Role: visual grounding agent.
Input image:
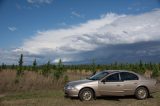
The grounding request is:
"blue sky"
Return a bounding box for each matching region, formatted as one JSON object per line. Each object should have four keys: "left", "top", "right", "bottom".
{"left": 0, "top": 0, "right": 160, "bottom": 64}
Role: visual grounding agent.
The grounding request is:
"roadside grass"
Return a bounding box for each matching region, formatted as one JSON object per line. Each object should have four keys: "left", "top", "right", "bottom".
{"left": 0, "top": 90, "right": 63, "bottom": 101}
{"left": 0, "top": 90, "right": 160, "bottom": 106}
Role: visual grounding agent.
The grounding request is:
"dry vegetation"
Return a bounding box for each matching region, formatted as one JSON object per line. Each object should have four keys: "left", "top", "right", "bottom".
{"left": 0, "top": 70, "right": 91, "bottom": 93}
{"left": 0, "top": 70, "right": 160, "bottom": 106}
{"left": 0, "top": 70, "right": 65, "bottom": 93}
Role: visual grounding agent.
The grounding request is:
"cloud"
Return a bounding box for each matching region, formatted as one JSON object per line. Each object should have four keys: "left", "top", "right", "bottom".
{"left": 26, "top": 0, "right": 53, "bottom": 8}
{"left": 8, "top": 27, "right": 17, "bottom": 31}
{"left": 27, "top": 0, "right": 53, "bottom": 4}
{"left": 16, "top": 3, "right": 33, "bottom": 10}
{"left": 71, "top": 11, "right": 85, "bottom": 18}
{"left": 62, "top": 41, "right": 160, "bottom": 64}
{"left": 0, "top": 48, "right": 46, "bottom": 65}
{"left": 13, "top": 9, "right": 160, "bottom": 64}
{"left": 16, "top": 0, "right": 53, "bottom": 10}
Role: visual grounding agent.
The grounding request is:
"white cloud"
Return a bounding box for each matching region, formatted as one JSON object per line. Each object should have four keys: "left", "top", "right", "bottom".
{"left": 16, "top": 3, "right": 32, "bottom": 10}
{"left": 71, "top": 11, "right": 85, "bottom": 18}
{"left": 8, "top": 27, "right": 17, "bottom": 31}
{"left": 18, "top": 9, "right": 160, "bottom": 63}
{"left": 27, "top": 0, "right": 53, "bottom": 4}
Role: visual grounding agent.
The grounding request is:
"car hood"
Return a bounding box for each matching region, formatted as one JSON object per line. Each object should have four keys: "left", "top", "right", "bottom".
{"left": 67, "top": 79, "right": 97, "bottom": 86}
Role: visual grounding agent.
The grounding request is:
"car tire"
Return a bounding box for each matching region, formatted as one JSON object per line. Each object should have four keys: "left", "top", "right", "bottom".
{"left": 135, "top": 87, "right": 149, "bottom": 100}
{"left": 79, "top": 88, "right": 94, "bottom": 101}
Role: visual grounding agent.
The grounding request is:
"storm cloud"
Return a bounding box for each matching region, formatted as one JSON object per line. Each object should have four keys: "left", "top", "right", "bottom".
{"left": 8, "top": 9, "right": 160, "bottom": 64}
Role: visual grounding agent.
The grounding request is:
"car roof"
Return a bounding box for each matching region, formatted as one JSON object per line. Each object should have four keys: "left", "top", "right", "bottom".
{"left": 102, "top": 70, "right": 136, "bottom": 74}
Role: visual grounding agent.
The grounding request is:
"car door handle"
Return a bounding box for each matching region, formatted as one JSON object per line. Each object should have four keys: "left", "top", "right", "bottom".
{"left": 134, "top": 83, "right": 137, "bottom": 84}
{"left": 117, "top": 84, "right": 121, "bottom": 86}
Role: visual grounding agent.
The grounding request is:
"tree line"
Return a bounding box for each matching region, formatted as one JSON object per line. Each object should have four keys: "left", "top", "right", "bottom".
{"left": 0, "top": 54, "right": 160, "bottom": 78}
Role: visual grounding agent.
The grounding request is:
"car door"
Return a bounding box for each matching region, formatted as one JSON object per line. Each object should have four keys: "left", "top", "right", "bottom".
{"left": 98, "top": 73, "right": 124, "bottom": 96}
{"left": 120, "top": 72, "right": 139, "bottom": 95}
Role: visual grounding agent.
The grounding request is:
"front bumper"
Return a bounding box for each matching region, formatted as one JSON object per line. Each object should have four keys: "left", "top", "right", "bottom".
{"left": 64, "top": 89, "right": 79, "bottom": 97}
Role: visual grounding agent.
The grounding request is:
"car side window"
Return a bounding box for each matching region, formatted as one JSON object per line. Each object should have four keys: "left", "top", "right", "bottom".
{"left": 106, "top": 73, "right": 120, "bottom": 82}
{"left": 120, "top": 72, "right": 138, "bottom": 81}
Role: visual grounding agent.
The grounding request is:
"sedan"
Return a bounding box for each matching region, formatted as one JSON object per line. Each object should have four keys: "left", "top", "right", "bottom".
{"left": 64, "top": 70, "right": 158, "bottom": 101}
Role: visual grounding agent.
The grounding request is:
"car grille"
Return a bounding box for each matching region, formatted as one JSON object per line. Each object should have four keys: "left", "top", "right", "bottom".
{"left": 64, "top": 84, "right": 69, "bottom": 89}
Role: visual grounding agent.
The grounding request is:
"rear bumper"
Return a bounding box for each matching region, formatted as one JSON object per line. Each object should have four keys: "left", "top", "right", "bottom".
{"left": 149, "top": 85, "right": 160, "bottom": 94}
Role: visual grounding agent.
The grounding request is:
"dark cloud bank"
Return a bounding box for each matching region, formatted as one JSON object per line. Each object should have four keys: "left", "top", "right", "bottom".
{"left": 64, "top": 41, "right": 160, "bottom": 64}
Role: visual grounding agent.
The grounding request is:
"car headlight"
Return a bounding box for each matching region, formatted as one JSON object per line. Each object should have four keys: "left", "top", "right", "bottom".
{"left": 67, "top": 85, "right": 75, "bottom": 90}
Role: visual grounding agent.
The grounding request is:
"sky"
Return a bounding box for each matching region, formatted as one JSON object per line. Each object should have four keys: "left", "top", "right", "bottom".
{"left": 0, "top": 0, "right": 160, "bottom": 65}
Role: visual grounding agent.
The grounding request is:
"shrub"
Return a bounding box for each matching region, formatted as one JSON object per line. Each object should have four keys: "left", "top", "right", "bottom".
{"left": 64, "top": 75, "right": 69, "bottom": 83}
{"left": 54, "top": 59, "right": 65, "bottom": 80}
{"left": 152, "top": 64, "right": 160, "bottom": 77}
{"left": 42, "top": 61, "right": 51, "bottom": 77}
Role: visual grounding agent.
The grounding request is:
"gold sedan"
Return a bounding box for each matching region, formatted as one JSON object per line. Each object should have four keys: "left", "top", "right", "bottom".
{"left": 64, "top": 70, "right": 159, "bottom": 101}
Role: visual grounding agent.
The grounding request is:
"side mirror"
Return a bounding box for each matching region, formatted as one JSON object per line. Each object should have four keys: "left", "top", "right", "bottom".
{"left": 86, "top": 76, "right": 90, "bottom": 79}
{"left": 101, "top": 79, "right": 106, "bottom": 84}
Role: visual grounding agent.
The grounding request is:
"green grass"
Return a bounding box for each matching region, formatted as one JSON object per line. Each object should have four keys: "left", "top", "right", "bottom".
{"left": 1, "top": 90, "right": 63, "bottom": 101}
{"left": 0, "top": 90, "right": 160, "bottom": 106}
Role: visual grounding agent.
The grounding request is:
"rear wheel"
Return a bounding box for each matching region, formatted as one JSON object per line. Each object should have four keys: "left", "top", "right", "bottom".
{"left": 135, "top": 87, "right": 148, "bottom": 100}
{"left": 79, "top": 88, "right": 94, "bottom": 101}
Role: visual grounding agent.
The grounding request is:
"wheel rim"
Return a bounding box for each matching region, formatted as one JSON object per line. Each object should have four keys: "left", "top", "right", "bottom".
{"left": 82, "top": 91, "right": 92, "bottom": 101}
{"left": 138, "top": 89, "right": 147, "bottom": 99}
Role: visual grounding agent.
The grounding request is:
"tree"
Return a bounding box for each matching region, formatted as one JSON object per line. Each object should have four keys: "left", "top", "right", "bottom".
{"left": 2, "top": 63, "right": 6, "bottom": 70}
{"left": 116, "top": 62, "right": 119, "bottom": 69}
{"left": 54, "top": 59, "right": 64, "bottom": 80}
{"left": 138, "top": 60, "right": 146, "bottom": 74}
{"left": 11, "top": 64, "right": 15, "bottom": 70}
{"left": 91, "top": 59, "right": 96, "bottom": 75}
{"left": 17, "top": 54, "right": 23, "bottom": 76}
{"left": 152, "top": 64, "right": 160, "bottom": 77}
{"left": 42, "top": 61, "right": 51, "bottom": 76}
{"left": 0, "top": 65, "right": 2, "bottom": 72}
{"left": 32, "top": 59, "right": 37, "bottom": 71}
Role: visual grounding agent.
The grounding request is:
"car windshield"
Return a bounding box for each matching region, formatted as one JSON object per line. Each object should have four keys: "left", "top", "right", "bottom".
{"left": 88, "top": 71, "right": 109, "bottom": 80}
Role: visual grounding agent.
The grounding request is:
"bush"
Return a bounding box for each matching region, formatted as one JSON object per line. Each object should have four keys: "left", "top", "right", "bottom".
{"left": 152, "top": 64, "right": 160, "bottom": 77}
{"left": 54, "top": 59, "right": 65, "bottom": 80}
{"left": 64, "top": 75, "right": 69, "bottom": 83}
{"left": 42, "top": 61, "right": 51, "bottom": 77}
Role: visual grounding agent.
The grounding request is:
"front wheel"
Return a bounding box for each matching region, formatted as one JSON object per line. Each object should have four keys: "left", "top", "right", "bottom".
{"left": 79, "top": 88, "right": 94, "bottom": 101}
{"left": 135, "top": 87, "right": 148, "bottom": 100}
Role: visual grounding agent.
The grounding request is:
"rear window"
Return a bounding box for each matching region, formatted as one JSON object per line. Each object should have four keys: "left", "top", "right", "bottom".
{"left": 120, "top": 72, "right": 138, "bottom": 81}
